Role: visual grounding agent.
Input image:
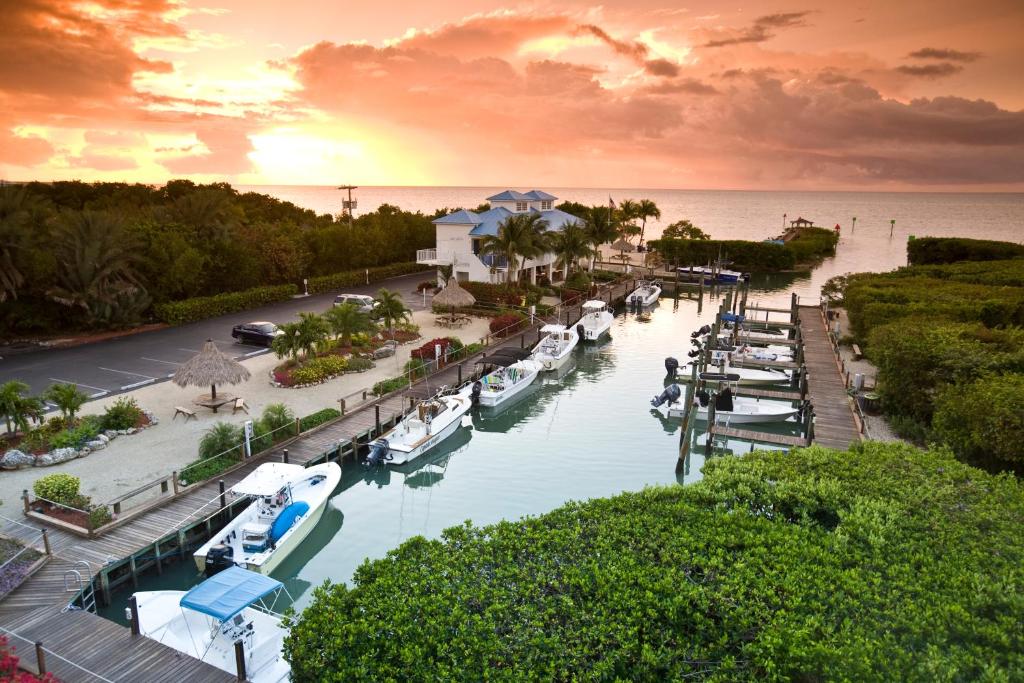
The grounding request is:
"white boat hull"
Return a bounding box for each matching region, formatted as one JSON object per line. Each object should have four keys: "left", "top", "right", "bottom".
{"left": 476, "top": 361, "right": 541, "bottom": 408}
{"left": 388, "top": 407, "right": 466, "bottom": 465}
{"left": 628, "top": 285, "right": 661, "bottom": 307}
{"left": 667, "top": 399, "right": 798, "bottom": 424}
{"left": 532, "top": 326, "right": 580, "bottom": 371}
{"left": 580, "top": 313, "right": 613, "bottom": 341}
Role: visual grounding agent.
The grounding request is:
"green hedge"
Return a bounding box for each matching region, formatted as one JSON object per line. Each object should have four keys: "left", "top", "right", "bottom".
{"left": 155, "top": 284, "right": 298, "bottom": 325}
{"left": 933, "top": 374, "right": 1024, "bottom": 467}
{"left": 306, "top": 262, "right": 428, "bottom": 295}
{"left": 299, "top": 408, "right": 341, "bottom": 431}
{"left": 907, "top": 236, "right": 1024, "bottom": 266}
{"left": 650, "top": 228, "right": 837, "bottom": 272}
{"left": 283, "top": 442, "right": 1024, "bottom": 681}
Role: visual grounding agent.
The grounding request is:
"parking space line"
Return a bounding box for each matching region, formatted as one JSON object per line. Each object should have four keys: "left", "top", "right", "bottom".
{"left": 243, "top": 348, "right": 270, "bottom": 358}
{"left": 121, "top": 379, "right": 157, "bottom": 390}
{"left": 141, "top": 357, "right": 181, "bottom": 366}
{"left": 97, "top": 366, "right": 158, "bottom": 380}
{"left": 48, "top": 378, "right": 109, "bottom": 398}
{"left": 177, "top": 348, "right": 201, "bottom": 353}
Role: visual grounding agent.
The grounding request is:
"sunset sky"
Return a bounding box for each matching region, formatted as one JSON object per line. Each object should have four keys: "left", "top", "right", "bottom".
{"left": 2, "top": 0, "right": 1022, "bottom": 190}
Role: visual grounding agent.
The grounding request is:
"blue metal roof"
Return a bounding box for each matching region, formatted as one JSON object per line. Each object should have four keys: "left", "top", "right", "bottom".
{"left": 180, "top": 566, "right": 283, "bottom": 622}
{"left": 485, "top": 190, "right": 530, "bottom": 202}
{"left": 523, "top": 190, "right": 557, "bottom": 201}
{"left": 467, "top": 207, "right": 582, "bottom": 237}
{"left": 431, "top": 209, "right": 481, "bottom": 225}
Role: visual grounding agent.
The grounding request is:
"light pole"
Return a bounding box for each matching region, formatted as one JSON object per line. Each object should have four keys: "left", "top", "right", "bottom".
{"left": 889, "top": 219, "right": 895, "bottom": 238}
{"left": 852, "top": 216, "right": 857, "bottom": 233}
{"left": 783, "top": 213, "right": 787, "bottom": 230}
{"left": 338, "top": 185, "right": 358, "bottom": 228}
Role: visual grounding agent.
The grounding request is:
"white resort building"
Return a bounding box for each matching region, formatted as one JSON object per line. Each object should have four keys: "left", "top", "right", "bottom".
{"left": 417, "top": 190, "right": 583, "bottom": 284}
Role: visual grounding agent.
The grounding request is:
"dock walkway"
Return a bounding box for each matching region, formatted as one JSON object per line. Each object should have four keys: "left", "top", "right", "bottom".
{"left": 798, "top": 305, "right": 861, "bottom": 450}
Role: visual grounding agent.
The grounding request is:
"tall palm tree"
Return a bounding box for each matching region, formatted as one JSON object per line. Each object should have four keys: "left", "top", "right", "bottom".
{"left": 272, "top": 322, "right": 303, "bottom": 361}
{"left": 479, "top": 213, "right": 549, "bottom": 285}
{"left": 48, "top": 211, "right": 146, "bottom": 323}
{"left": 0, "top": 381, "right": 43, "bottom": 435}
{"left": 549, "top": 223, "right": 595, "bottom": 279}
{"left": 374, "top": 288, "right": 411, "bottom": 337}
{"left": 635, "top": 199, "right": 661, "bottom": 248}
{"left": 323, "top": 303, "right": 376, "bottom": 346}
{"left": 0, "top": 185, "right": 51, "bottom": 302}
{"left": 582, "top": 206, "right": 618, "bottom": 271}
{"left": 45, "top": 383, "right": 88, "bottom": 422}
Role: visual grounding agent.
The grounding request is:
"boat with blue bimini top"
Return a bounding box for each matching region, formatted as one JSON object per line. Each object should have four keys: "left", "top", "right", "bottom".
{"left": 193, "top": 462, "right": 340, "bottom": 576}
{"left": 364, "top": 384, "right": 475, "bottom": 467}
{"left": 132, "top": 566, "right": 291, "bottom": 682}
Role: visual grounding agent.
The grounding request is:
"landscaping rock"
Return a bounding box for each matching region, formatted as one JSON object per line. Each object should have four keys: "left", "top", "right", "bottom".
{"left": 127, "top": 427, "right": 137, "bottom": 435}
{"left": 103, "top": 430, "right": 119, "bottom": 440}
{"left": 0, "top": 449, "right": 34, "bottom": 470}
{"left": 97, "top": 433, "right": 110, "bottom": 444}
{"left": 50, "top": 447, "right": 78, "bottom": 463}
{"left": 85, "top": 439, "right": 106, "bottom": 451}
{"left": 78, "top": 448, "right": 91, "bottom": 457}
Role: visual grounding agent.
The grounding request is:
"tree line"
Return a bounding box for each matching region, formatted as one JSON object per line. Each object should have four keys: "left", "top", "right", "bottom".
{"left": 0, "top": 180, "right": 435, "bottom": 335}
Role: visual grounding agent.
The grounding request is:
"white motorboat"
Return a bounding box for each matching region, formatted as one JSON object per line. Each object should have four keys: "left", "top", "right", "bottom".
{"left": 471, "top": 356, "right": 542, "bottom": 408}
{"left": 577, "top": 300, "right": 614, "bottom": 341}
{"left": 365, "top": 385, "right": 474, "bottom": 466}
{"left": 531, "top": 324, "right": 580, "bottom": 370}
{"left": 676, "top": 265, "right": 744, "bottom": 283}
{"left": 653, "top": 385, "right": 799, "bottom": 424}
{"left": 132, "top": 566, "right": 291, "bottom": 682}
{"left": 681, "top": 360, "right": 790, "bottom": 386}
{"left": 628, "top": 280, "right": 661, "bottom": 307}
{"left": 194, "top": 462, "right": 340, "bottom": 576}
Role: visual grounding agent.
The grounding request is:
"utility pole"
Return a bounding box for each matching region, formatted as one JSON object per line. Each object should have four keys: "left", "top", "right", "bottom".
{"left": 852, "top": 216, "right": 857, "bottom": 233}
{"left": 338, "top": 185, "right": 358, "bottom": 227}
{"left": 783, "top": 213, "right": 787, "bottom": 230}
{"left": 889, "top": 219, "right": 895, "bottom": 238}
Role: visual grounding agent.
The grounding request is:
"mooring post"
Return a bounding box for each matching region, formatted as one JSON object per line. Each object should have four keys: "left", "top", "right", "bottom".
{"left": 339, "top": 398, "right": 346, "bottom": 415}
{"left": 282, "top": 448, "right": 289, "bottom": 464}
{"left": 129, "top": 554, "right": 139, "bottom": 590}
{"left": 375, "top": 405, "right": 381, "bottom": 434}
{"left": 234, "top": 640, "right": 247, "bottom": 681}
{"left": 409, "top": 396, "right": 416, "bottom": 410}
{"left": 172, "top": 471, "right": 180, "bottom": 495}
{"left": 704, "top": 399, "right": 717, "bottom": 458}
{"left": 294, "top": 417, "right": 301, "bottom": 436}
{"left": 22, "top": 489, "right": 29, "bottom": 514}
{"left": 129, "top": 595, "right": 141, "bottom": 635}
{"left": 219, "top": 480, "right": 226, "bottom": 509}
{"left": 520, "top": 333, "right": 525, "bottom": 349}
{"left": 457, "top": 364, "right": 462, "bottom": 384}
{"left": 34, "top": 642, "right": 46, "bottom": 675}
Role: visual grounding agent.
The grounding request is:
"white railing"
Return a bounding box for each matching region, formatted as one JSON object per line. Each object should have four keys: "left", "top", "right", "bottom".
{"left": 416, "top": 248, "right": 438, "bottom": 263}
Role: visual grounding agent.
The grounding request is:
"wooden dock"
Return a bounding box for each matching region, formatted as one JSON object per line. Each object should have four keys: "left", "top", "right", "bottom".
{"left": 798, "top": 305, "right": 861, "bottom": 450}
{"left": 0, "top": 275, "right": 640, "bottom": 679}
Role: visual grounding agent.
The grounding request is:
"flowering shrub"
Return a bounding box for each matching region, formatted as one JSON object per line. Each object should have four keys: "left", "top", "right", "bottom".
{"left": 489, "top": 314, "right": 525, "bottom": 337}
{"left": 0, "top": 634, "right": 53, "bottom": 681}
{"left": 33, "top": 473, "right": 82, "bottom": 507}
{"left": 291, "top": 356, "right": 349, "bottom": 385}
{"left": 411, "top": 338, "right": 458, "bottom": 361}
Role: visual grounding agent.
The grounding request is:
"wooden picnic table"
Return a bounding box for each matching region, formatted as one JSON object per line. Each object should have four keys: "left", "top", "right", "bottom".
{"left": 193, "top": 393, "right": 236, "bottom": 413}
{"left": 435, "top": 315, "right": 471, "bottom": 328}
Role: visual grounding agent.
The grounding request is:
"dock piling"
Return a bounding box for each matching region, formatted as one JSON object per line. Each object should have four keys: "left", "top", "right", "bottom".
{"left": 282, "top": 448, "right": 289, "bottom": 464}
{"left": 40, "top": 528, "right": 50, "bottom": 555}
{"left": 219, "top": 480, "right": 226, "bottom": 510}
{"left": 374, "top": 405, "right": 381, "bottom": 434}
{"left": 129, "top": 596, "right": 141, "bottom": 635}
{"left": 234, "top": 640, "right": 247, "bottom": 681}
{"left": 22, "top": 489, "right": 29, "bottom": 514}
{"left": 35, "top": 641, "right": 46, "bottom": 675}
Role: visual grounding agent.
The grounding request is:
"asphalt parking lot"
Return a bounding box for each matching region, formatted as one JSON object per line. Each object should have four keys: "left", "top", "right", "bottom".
{"left": 1, "top": 270, "right": 432, "bottom": 405}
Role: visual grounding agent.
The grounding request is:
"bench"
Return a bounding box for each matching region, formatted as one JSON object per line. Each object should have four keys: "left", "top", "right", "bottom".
{"left": 174, "top": 406, "right": 197, "bottom": 421}
{"left": 232, "top": 397, "right": 249, "bottom": 414}
{"left": 851, "top": 344, "right": 863, "bottom": 360}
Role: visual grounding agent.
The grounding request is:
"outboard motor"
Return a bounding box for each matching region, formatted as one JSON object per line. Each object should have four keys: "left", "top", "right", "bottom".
{"left": 364, "top": 439, "right": 392, "bottom": 467}
{"left": 688, "top": 349, "right": 701, "bottom": 358}
{"left": 696, "top": 389, "right": 710, "bottom": 407}
{"left": 664, "top": 357, "right": 679, "bottom": 377}
{"left": 471, "top": 381, "right": 483, "bottom": 404}
{"left": 650, "top": 383, "right": 682, "bottom": 408}
{"left": 691, "top": 324, "right": 711, "bottom": 339}
{"left": 715, "top": 387, "right": 734, "bottom": 412}
{"left": 205, "top": 544, "right": 235, "bottom": 577}
{"left": 576, "top": 323, "right": 585, "bottom": 338}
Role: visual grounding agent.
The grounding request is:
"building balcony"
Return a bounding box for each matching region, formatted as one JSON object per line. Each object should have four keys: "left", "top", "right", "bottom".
{"left": 478, "top": 253, "right": 508, "bottom": 270}
{"left": 417, "top": 248, "right": 443, "bottom": 264}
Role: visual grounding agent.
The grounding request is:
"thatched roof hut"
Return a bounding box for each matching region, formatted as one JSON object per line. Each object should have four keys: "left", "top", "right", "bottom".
{"left": 173, "top": 339, "right": 251, "bottom": 400}
{"left": 432, "top": 278, "right": 476, "bottom": 310}
{"left": 610, "top": 238, "right": 636, "bottom": 253}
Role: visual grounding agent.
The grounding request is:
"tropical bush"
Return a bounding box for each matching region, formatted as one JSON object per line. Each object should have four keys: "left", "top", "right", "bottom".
{"left": 460, "top": 281, "right": 524, "bottom": 306}
{"left": 33, "top": 473, "right": 82, "bottom": 507}
{"left": 489, "top": 313, "right": 526, "bottom": 337}
{"left": 649, "top": 228, "right": 837, "bottom": 272}
{"left": 290, "top": 355, "right": 349, "bottom": 385}
{"left": 299, "top": 408, "right": 341, "bottom": 432}
{"left": 562, "top": 271, "right": 592, "bottom": 291}
{"left": 100, "top": 396, "right": 143, "bottom": 430}
{"left": 284, "top": 442, "right": 1024, "bottom": 681}
{"left": 933, "top": 374, "right": 1024, "bottom": 467}
{"left": 198, "top": 422, "right": 243, "bottom": 461}
{"left": 463, "top": 342, "right": 485, "bottom": 356}
{"left": 48, "top": 415, "right": 102, "bottom": 449}
{"left": 373, "top": 376, "right": 411, "bottom": 396}
{"left": 907, "top": 236, "right": 1024, "bottom": 265}
{"left": 88, "top": 506, "right": 112, "bottom": 529}
{"left": 260, "top": 403, "right": 295, "bottom": 435}
{"left": 154, "top": 284, "right": 298, "bottom": 325}
{"left": 345, "top": 356, "right": 374, "bottom": 373}
{"left": 45, "top": 383, "right": 87, "bottom": 421}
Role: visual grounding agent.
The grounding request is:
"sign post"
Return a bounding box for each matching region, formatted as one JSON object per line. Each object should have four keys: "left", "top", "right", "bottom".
{"left": 243, "top": 420, "right": 253, "bottom": 458}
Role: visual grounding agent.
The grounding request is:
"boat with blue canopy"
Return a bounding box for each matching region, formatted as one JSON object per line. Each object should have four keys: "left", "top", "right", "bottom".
{"left": 132, "top": 566, "right": 291, "bottom": 681}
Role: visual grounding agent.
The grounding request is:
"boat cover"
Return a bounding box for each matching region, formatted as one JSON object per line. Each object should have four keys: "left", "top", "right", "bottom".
{"left": 232, "top": 463, "right": 304, "bottom": 496}
{"left": 539, "top": 324, "right": 566, "bottom": 333}
{"left": 582, "top": 300, "right": 605, "bottom": 309}
{"left": 722, "top": 313, "right": 745, "bottom": 323}
{"left": 270, "top": 501, "right": 309, "bottom": 542}
{"left": 180, "top": 566, "right": 283, "bottom": 621}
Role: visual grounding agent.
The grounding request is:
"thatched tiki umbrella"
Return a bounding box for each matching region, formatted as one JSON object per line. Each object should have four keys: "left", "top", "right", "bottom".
{"left": 432, "top": 277, "right": 476, "bottom": 317}
{"left": 173, "top": 339, "right": 251, "bottom": 402}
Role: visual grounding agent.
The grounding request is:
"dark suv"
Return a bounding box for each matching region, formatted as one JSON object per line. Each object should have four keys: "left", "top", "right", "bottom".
{"left": 231, "top": 321, "right": 282, "bottom": 347}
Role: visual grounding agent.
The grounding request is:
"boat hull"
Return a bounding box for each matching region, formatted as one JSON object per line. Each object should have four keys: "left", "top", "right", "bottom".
{"left": 388, "top": 409, "right": 466, "bottom": 465}
{"left": 477, "top": 373, "right": 537, "bottom": 407}
{"left": 628, "top": 287, "right": 661, "bottom": 307}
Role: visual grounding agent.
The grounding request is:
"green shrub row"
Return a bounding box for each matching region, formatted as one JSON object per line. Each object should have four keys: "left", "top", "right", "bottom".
{"left": 373, "top": 376, "right": 411, "bottom": 396}
{"left": 154, "top": 284, "right": 298, "bottom": 325}
{"left": 299, "top": 408, "right": 341, "bottom": 431}
{"left": 283, "top": 441, "right": 1024, "bottom": 681}
{"left": 650, "top": 228, "right": 837, "bottom": 272}
{"left": 907, "top": 236, "right": 1024, "bottom": 265}
{"left": 306, "top": 262, "right": 427, "bottom": 295}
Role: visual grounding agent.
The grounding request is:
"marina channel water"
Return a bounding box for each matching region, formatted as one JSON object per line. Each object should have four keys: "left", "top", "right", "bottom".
{"left": 99, "top": 288, "right": 797, "bottom": 622}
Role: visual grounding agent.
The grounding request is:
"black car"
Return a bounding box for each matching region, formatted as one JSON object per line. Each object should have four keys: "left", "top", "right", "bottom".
{"left": 231, "top": 321, "right": 282, "bottom": 347}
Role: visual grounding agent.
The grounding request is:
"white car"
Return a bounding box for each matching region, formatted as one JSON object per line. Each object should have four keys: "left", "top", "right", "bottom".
{"left": 333, "top": 294, "right": 376, "bottom": 313}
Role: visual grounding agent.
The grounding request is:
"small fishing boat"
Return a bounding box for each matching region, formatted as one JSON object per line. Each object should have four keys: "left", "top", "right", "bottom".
{"left": 531, "top": 323, "right": 580, "bottom": 370}
{"left": 628, "top": 280, "right": 661, "bottom": 307}
{"left": 676, "top": 265, "right": 744, "bottom": 284}
{"left": 365, "top": 385, "right": 474, "bottom": 466}
{"left": 132, "top": 566, "right": 291, "bottom": 682}
{"left": 472, "top": 354, "right": 542, "bottom": 408}
{"left": 651, "top": 385, "right": 799, "bottom": 424}
{"left": 577, "top": 300, "right": 614, "bottom": 341}
{"left": 194, "top": 462, "right": 340, "bottom": 576}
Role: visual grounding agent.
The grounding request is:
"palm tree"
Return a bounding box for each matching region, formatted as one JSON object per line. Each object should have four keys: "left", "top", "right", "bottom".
{"left": 323, "top": 303, "right": 376, "bottom": 346}
{"left": 296, "top": 312, "right": 330, "bottom": 357}
{"left": 635, "top": 199, "right": 661, "bottom": 248}
{"left": 0, "top": 381, "right": 43, "bottom": 436}
{"left": 48, "top": 211, "right": 147, "bottom": 324}
{"left": 45, "top": 383, "right": 88, "bottom": 422}
{"left": 479, "top": 213, "right": 549, "bottom": 285}
{"left": 0, "top": 185, "right": 51, "bottom": 302}
{"left": 166, "top": 188, "right": 240, "bottom": 241}
{"left": 374, "top": 288, "right": 411, "bottom": 337}
{"left": 582, "top": 206, "right": 618, "bottom": 271}
{"left": 549, "top": 223, "right": 595, "bottom": 279}
{"left": 272, "top": 322, "right": 303, "bottom": 361}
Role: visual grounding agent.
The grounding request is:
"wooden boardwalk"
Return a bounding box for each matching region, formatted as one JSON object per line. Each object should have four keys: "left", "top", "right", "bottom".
{"left": 798, "top": 305, "right": 861, "bottom": 450}
{"left": 0, "top": 275, "right": 639, "bottom": 679}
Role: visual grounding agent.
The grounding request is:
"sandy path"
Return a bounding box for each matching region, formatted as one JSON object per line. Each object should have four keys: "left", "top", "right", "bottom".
{"left": 0, "top": 311, "right": 493, "bottom": 509}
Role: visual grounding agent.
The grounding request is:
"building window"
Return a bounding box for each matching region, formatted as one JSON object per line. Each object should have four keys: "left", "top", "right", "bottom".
{"left": 515, "top": 201, "right": 528, "bottom": 212}
{"left": 471, "top": 238, "right": 481, "bottom": 255}
{"left": 540, "top": 200, "right": 552, "bottom": 210}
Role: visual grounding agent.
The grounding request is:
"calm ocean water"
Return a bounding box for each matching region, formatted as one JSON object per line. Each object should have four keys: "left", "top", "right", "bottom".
{"left": 242, "top": 185, "right": 1023, "bottom": 302}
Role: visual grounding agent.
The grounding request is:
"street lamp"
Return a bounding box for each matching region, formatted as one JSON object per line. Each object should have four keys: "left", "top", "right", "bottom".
{"left": 338, "top": 185, "right": 358, "bottom": 228}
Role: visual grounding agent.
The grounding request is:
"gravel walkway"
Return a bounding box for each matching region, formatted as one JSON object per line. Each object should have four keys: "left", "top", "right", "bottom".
{"left": 833, "top": 309, "right": 902, "bottom": 443}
